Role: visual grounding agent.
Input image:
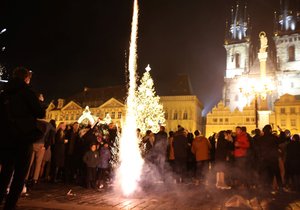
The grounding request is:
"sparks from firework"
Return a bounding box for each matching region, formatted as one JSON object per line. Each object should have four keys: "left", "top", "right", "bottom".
{"left": 117, "top": 0, "right": 144, "bottom": 196}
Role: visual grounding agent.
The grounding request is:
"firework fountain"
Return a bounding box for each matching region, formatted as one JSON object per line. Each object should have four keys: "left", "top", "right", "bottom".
{"left": 117, "top": 0, "right": 144, "bottom": 196}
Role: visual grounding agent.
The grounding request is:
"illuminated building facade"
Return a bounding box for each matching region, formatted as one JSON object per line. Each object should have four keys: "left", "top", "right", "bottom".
{"left": 223, "top": 0, "right": 300, "bottom": 112}
{"left": 46, "top": 75, "right": 203, "bottom": 133}
{"left": 273, "top": 94, "right": 300, "bottom": 133}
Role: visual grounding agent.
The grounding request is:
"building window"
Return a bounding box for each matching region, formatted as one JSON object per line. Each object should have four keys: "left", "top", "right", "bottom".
{"left": 213, "top": 118, "right": 218, "bottom": 123}
{"left": 291, "top": 119, "right": 296, "bottom": 127}
{"left": 65, "top": 114, "right": 69, "bottom": 120}
{"left": 281, "top": 120, "right": 286, "bottom": 127}
{"left": 219, "top": 118, "right": 223, "bottom": 123}
{"left": 246, "top": 118, "right": 250, "bottom": 122}
{"left": 165, "top": 112, "right": 168, "bottom": 120}
{"left": 225, "top": 118, "right": 229, "bottom": 123}
{"left": 173, "top": 112, "right": 178, "bottom": 120}
{"left": 183, "top": 112, "right": 188, "bottom": 120}
{"left": 105, "top": 112, "right": 109, "bottom": 117}
{"left": 235, "top": 53, "right": 240, "bottom": 68}
{"left": 291, "top": 107, "right": 296, "bottom": 114}
{"left": 280, "top": 108, "right": 286, "bottom": 114}
{"left": 251, "top": 118, "right": 255, "bottom": 122}
{"left": 118, "top": 112, "right": 122, "bottom": 119}
{"left": 288, "top": 45, "right": 295, "bottom": 61}
{"left": 111, "top": 112, "right": 115, "bottom": 119}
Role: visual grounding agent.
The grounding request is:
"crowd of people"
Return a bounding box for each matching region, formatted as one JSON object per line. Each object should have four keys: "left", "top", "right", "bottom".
{"left": 1, "top": 67, "right": 300, "bottom": 210}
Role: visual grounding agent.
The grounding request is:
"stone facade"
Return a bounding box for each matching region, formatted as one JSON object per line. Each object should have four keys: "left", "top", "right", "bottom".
{"left": 273, "top": 94, "right": 300, "bottom": 133}
{"left": 46, "top": 84, "right": 204, "bottom": 133}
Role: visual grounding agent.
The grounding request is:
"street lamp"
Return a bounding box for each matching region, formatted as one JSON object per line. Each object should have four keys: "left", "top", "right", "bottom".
{"left": 239, "top": 79, "right": 273, "bottom": 129}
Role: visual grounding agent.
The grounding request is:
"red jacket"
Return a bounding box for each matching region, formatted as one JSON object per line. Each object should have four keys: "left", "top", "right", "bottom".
{"left": 234, "top": 132, "right": 250, "bottom": 158}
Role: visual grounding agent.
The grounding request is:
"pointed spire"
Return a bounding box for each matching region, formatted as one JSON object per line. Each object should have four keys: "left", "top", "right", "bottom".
{"left": 145, "top": 64, "right": 151, "bottom": 72}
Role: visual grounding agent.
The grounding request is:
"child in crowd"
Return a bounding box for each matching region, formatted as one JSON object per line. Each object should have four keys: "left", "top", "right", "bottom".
{"left": 97, "top": 142, "right": 111, "bottom": 188}
{"left": 83, "top": 143, "right": 100, "bottom": 188}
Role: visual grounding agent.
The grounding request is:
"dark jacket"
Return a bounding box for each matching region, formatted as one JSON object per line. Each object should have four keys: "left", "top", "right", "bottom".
{"left": 286, "top": 141, "right": 300, "bottom": 175}
{"left": 98, "top": 147, "right": 111, "bottom": 169}
{"left": 0, "top": 78, "right": 45, "bottom": 148}
{"left": 215, "top": 137, "right": 233, "bottom": 162}
{"left": 83, "top": 150, "right": 101, "bottom": 168}
{"left": 173, "top": 130, "right": 188, "bottom": 159}
{"left": 257, "top": 133, "right": 280, "bottom": 162}
{"left": 154, "top": 131, "right": 168, "bottom": 155}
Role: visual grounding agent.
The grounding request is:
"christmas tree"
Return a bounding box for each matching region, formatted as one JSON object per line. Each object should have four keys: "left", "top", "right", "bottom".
{"left": 135, "top": 64, "right": 165, "bottom": 135}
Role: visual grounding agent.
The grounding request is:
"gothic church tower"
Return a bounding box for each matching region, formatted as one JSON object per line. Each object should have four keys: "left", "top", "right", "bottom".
{"left": 223, "top": 2, "right": 251, "bottom": 110}
{"left": 274, "top": 0, "right": 300, "bottom": 96}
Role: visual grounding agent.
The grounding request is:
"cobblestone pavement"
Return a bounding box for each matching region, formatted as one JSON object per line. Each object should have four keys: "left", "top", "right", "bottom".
{"left": 8, "top": 182, "right": 300, "bottom": 210}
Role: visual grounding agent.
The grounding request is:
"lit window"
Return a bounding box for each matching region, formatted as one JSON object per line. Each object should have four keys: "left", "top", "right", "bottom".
{"left": 173, "top": 112, "right": 178, "bottom": 120}
{"left": 111, "top": 112, "right": 115, "bottom": 119}
{"left": 291, "top": 119, "right": 296, "bottom": 126}
{"left": 291, "top": 107, "right": 296, "bottom": 114}
{"left": 246, "top": 118, "right": 250, "bottom": 122}
{"left": 280, "top": 108, "right": 286, "bottom": 114}
{"left": 118, "top": 112, "right": 122, "bottom": 119}
{"left": 235, "top": 53, "right": 240, "bottom": 68}
{"left": 183, "top": 112, "right": 188, "bottom": 120}
{"left": 219, "top": 118, "right": 223, "bottom": 123}
{"left": 213, "top": 118, "right": 218, "bottom": 123}
{"left": 65, "top": 114, "right": 69, "bottom": 120}
{"left": 281, "top": 120, "right": 286, "bottom": 127}
{"left": 225, "top": 118, "right": 229, "bottom": 123}
{"left": 288, "top": 45, "right": 295, "bottom": 61}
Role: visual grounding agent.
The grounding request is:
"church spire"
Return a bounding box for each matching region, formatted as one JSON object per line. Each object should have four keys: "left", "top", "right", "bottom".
{"left": 275, "top": 0, "right": 300, "bottom": 35}
{"left": 225, "top": 0, "right": 250, "bottom": 44}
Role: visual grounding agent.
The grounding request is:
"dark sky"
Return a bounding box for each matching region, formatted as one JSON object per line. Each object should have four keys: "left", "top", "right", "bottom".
{"left": 0, "top": 0, "right": 279, "bottom": 113}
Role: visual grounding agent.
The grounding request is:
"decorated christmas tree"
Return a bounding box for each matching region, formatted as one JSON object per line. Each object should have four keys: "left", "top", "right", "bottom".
{"left": 135, "top": 64, "right": 165, "bottom": 135}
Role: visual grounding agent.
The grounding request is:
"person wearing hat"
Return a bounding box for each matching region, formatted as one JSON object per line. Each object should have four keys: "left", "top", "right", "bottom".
{"left": 0, "top": 67, "right": 45, "bottom": 210}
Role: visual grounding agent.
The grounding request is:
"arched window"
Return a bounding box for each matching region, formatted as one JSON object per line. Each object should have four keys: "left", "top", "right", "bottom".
{"left": 173, "top": 112, "right": 178, "bottom": 120}
{"left": 288, "top": 45, "right": 295, "bottom": 61}
{"left": 235, "top": 53, "right": 240, "bottom": 68}
{"left": 183, "top": 112, "right": 188, "bottom": 120}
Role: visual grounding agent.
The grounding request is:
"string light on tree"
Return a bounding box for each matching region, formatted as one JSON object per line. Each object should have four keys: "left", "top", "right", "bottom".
{"left": 135, "top": 64, "right": 166, "bottom": 135}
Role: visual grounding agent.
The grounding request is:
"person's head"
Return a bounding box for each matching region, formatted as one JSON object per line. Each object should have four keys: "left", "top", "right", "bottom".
{"left": 218, "top": 130, "right": 226, "bottom": 140}
{"left": 50, "top": 119, "right": 56, "bottom": 128}
{"left": 12, "top": 67, "right": 32, "bottom": 84}
{"left": 90, "top": 144, "right": 97, "bottom": 152}
{"left": 104, "top": 142, "right": 109, "bottom": 148}
{"left": 146, "top": 130, "right": 152, "bottom": 135}
{"left": 169, "top": 131, "right": 174, "bottom": 137}
{"left": 284, "top": 129, "right": 291, "bottom": 137}
{"left": 262, "top": 124, "right": 272, "bottom": 135}
{"left": 160, "top": 126, "right": 165, "bottom": 132}
{"left": 194, "top": 130, "right": 201, "bottom": 137}
{"left": 292, "top": 134, "right": 300, "bottom": 142}
{"left": 254, "top": 128, "right": 261, "bottom": 136}
{"left": 73, "top": 122, "right": 79, "bottom": 131}
{"left": 57, "top": 122, "right": 66, "bottom": 131}
{"left": 236, "top": 126, "right": 242, "bottom": 135}
{"left": 178, "top": 125, "right": 184, "bottom": 132}
{"left": 241, "top": 126, "right": 247, "bottom": 133}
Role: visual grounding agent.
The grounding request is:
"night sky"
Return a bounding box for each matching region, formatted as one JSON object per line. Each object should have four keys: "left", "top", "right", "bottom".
{"left": 0, "top": 0, "right": 279, "bottom": 113}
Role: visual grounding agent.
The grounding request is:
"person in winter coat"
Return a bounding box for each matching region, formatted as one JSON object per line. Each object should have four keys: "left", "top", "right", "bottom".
{"left": 215, "top": 130, "right": 233, "bottom": 189}
{"left": 286, "top": 134, "right": 300, "bottom": 191}
{"left": 233, "top": 126, "right": 250, "bottom": 186}
{"left": 191, "top": 130, "right": 211, "bottom": 185}
{"left": 0, "top": 67, "right": 45, "bottom": 210}
{"left": 173, "top": 125, "right": 188, "bottom": 183}
{"left": 83, "top": 143, "right": 101, "bottom": 188}
{"left": 97, "top": 142, "right": 111, "bottom": 188}
{"left": 52, "top": 122, "right": 67, "bottom": 182}
{"left": 153, "top": 126, "right": 168, "bottom": 180}
{"left": 258, "top": 124, "right": 282, "bottom": 192}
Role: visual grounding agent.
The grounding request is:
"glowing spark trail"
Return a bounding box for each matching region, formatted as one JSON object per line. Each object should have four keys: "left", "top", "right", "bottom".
{"left": 118, "top": 0, "right": 144, "bottom": 196}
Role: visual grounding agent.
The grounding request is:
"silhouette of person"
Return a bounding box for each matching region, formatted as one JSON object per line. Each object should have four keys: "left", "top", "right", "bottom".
{"left": 0, "top": 67, "right": 45, "bottom": 210}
